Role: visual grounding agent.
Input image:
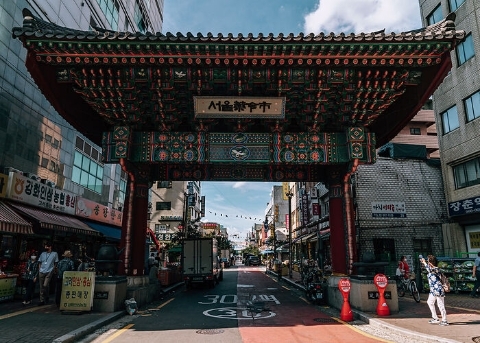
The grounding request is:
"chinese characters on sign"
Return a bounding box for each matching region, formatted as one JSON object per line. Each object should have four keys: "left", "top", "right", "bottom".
{"left": 468, "top": 231, "right": 480, "bottom": 249}
{"left": 371, "top": 201, "right": 406, "bottom": 218}
{"left": 448, "top": 196, "right": 480, "bottom": 217}
{"left": 60, "top": 271, "right": 95, "bottom": 311}
{"left": 194, "top": 96, "right": 285, "bottom": 119}
{"left": 6, "top": 172, "right": 76, "bottom": 215}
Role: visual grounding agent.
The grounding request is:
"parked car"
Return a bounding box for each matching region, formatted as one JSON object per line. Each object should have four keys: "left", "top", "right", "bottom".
{"left": 246, "top": 256, "right": 260, "bottom": 266}
{"left": 220, "top": 257, "right": 230, "bottom": 268}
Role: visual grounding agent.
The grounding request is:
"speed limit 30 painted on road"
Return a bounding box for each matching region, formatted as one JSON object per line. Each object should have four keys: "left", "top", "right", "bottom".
{"left": 200, "top": 294, "right": 280, "bottom": 320}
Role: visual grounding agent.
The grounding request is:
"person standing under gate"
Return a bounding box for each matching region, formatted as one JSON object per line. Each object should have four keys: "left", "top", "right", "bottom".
{"left": 38, "top": 242, "right": 58, "bottom": 306}
{"left": 470, "top": 251, "right": 480, "bottom": 298}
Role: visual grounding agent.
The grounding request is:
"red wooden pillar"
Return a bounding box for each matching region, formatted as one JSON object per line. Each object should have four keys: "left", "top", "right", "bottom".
{"left": 329, "top": 183, "right": 347, "bottom": 275}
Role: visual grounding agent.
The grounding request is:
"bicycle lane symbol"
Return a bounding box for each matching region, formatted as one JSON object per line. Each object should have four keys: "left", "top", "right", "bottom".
{"left": 203, "top": 307, "right": 276, "bottom": 320}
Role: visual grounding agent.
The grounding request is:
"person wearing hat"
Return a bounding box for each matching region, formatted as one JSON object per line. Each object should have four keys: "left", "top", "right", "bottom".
{"left": 38, "top": 242, "right": 58, "bottom": 305}
{"left": 55, "top": 249, "right": 75, "bottom": 308}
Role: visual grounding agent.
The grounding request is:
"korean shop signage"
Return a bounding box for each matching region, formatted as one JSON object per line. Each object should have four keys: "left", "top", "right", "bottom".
{"left": 6, "top": 171, "right": 76, "bottom": 215}
{"left": 0, "top": 173, "right": 7, "bottom": 197}
{"left": 371, "top": 201, "right": 406, "bottom": 218}
{"left": 59, "top": 271, "right": 95, "bottom": 312}
{"left": 76, "top": 197, "right": 123, "bottom": 226}
{"left": 194, "top": 96, "right": 285, "bottom": 118}
{"left": 448, "top": 196, "right": 480, "bottom": 217}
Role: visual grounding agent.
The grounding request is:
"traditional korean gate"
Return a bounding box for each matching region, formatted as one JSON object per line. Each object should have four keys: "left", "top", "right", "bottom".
{"left": 12, "top": 9, "right": 465, "bottom": 275}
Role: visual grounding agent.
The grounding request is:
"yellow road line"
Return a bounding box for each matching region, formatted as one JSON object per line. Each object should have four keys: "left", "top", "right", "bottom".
{"left": 332, "top": 317, "right": 394, "bottom": 343}
{"left": 157, "top": 298, "right": 174, "bottom": 309}
{"left": 0, "top": 304, "right": 55, "bottom": 320}
{"left": 101, "top": 323, "right": 134, "bottom": 343}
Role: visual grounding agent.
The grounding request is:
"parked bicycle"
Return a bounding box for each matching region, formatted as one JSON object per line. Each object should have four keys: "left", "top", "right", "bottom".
{"left": 397, "top": 272, "right": 421, "bottom": 303}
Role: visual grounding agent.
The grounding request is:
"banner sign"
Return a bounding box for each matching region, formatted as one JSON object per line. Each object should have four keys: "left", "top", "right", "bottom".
{"left": 0, "top": 276, "right": 17, "bottom": 302}
{"left": 59, "top": 271, "right": 95, "bottom": 312}
{"left": 448, "top": 196, "right": 480, "bottom": 217}
{"left": 76, "top": 197, "right": 123, "bottom": 226}
{"left": 301, "top": 194, "right": 309, "bottom": 226}
{"left": 371, "top": 201, "right": 406, "bottom": 218}
{"left": 194, "top": 96, "right": 285, "bottom": 119}
{"left": 0, "top": 173, "right": 8, "bottom": 198}
{"left": 6, "top": 172, "right": 76, "bottom": 215}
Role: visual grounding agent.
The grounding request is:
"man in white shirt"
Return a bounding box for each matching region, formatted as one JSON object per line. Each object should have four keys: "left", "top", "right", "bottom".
{"left": 38, "top": 242, "right": 59, "bottom": 305}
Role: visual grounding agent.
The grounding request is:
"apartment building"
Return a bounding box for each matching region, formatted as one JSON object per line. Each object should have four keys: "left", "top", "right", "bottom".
{"left": 419, "top": 0, "right": 480, "bottom": 256}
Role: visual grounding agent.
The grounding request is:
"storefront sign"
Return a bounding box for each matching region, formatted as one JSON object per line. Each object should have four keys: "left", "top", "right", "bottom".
{"left": 448, "top": 196, "right": 480, "bottom": 217}
{"left": 76, "top": 197, "right": 123, "bottom": 226}
{"left": 6, "top": 172, "right": 76, "bottom": 215}
{"left": 468, "top": 231, "right": 480, "bottom": 250}
{"left": 0, "top": 173, "right": 7, "bottom": 197}
{"left": 59, "top": 271, "right": 95, "bottom": 311}
{"left": 371, "top": 201, "right": 406, "bottom": 218}
{"left": 301, "top": 194, "right": 309, "bottom": 226}
{"left": 0, "top": 276, "right": 17, "bottom": 302}
{"left": 194, "top": 96, "right": 285, "bottom": 118}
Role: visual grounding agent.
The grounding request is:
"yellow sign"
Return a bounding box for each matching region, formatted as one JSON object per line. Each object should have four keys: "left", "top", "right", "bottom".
{"left": 282, "top": 182, "right": 290, "bottom": 200}
{"left": 0, "top": 173, "right": 8, "bottom": 198}
{"left": 469, "top": 231, "right": 480, "bottom": 249}
{"left": 194, "top": 96, "right": 285, "bottom": 119}
{"left": 60, "top": 271, "right": 95, "bottom": 311}
{"left": 0, "top": 276, "right": 17, "bottom": 302}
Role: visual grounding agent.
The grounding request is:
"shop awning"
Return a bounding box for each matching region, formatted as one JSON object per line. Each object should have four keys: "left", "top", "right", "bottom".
{"left": 0, "top": 201, "right": 34, "bottom": 235}
{"left": 82, "top": 220, "right": 121, "bottom": 240}
{"left": 292, "top": 232, "right": 317, "bottom": 244}
{"left": 10, "top": 203, "right": 101, "bottom": 237}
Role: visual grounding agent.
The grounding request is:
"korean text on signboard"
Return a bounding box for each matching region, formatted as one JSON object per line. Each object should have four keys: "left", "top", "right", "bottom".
{"left": 448, "top": 196, "right": 480, "bottom": 217}
{"left": 59, "top": 271, "right": 95, "bottom": 311}
{"left": 6, "top": 172, "right": 76, "bottom": 215}
{"left": 371, "top": 202, "right": 406, "bottom": 218}
{"left": 194, "top": 96, "right": 285, "bottom": 119}
{"left": 469, "top": 231, "right": 480, "bottom": 249}
{"left": 76, "top": 197, "right": 123, "bottom": 226}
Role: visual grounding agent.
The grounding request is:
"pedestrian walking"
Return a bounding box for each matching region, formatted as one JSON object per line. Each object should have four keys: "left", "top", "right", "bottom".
{"left": 420, "top": 254, "right": 449, "bottom": 326}
{"left": 55, "top": 250, "right": 75, "bottom": 307}
{"left": 23, "top": 251, "right": 39, "bottom": 305}
{"left": 469, "top": 251, "right": 480, "bottom": 298}
{"left": 38, "top": 242, "right": 58, "bottom": 306}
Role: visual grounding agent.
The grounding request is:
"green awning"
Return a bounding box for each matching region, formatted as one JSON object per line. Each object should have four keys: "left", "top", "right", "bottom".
{"left": 168, "top": 245, "right": 182, "bottom": 253}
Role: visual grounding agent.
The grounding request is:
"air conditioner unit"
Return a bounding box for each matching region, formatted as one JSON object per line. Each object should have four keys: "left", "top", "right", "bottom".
{"left": 24, "top": 173, "right": 40, "bottom": 182}
{"left": 311, "top": 188, "right": 318, "bottom": 198}
{"left": 46, "top": 181, "right": 56, "bottom": 188}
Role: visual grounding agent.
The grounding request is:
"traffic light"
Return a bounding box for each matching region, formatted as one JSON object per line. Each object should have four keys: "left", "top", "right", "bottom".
{"left": 274, "top": 205, "right": 279, "bottom": 222}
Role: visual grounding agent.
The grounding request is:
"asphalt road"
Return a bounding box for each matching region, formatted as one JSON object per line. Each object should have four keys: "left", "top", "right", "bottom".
{"left": 78, "top": 265, "right": 391, "bottom": 343}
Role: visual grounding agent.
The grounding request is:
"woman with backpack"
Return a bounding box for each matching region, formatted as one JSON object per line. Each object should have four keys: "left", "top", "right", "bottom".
{"left": 420, "top": 254, "right": 449, "bottom": 326}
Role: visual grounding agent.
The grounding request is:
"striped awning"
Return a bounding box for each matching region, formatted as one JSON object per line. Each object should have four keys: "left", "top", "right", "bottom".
{"left": 9, "top": 203, "right": 101, "bottom": 237}
{"left": 0, "top": 201, "right": 34, "bottom": 235}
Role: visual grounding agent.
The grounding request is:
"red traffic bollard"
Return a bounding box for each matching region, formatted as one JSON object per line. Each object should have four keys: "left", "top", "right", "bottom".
{"left": 374, "top": 273, "right": 390, "bottom": 316}
{"left": 338, "top": 278, "right": 353, "bottom": 322}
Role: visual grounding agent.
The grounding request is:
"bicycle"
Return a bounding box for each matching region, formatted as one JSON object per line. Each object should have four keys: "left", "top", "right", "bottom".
{"left": 397, "top": 273, "right": 421, "bottom": 303}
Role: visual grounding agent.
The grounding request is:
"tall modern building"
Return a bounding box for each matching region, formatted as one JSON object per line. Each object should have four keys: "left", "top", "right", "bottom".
{"left": 419, "top": 0, "right": 480, "bottom": 256}
{"left": 0, "top": 1, "right": 163, "bottom": 264}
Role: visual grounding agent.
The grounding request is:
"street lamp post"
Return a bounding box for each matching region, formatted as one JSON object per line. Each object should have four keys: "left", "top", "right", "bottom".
{"left": 286, "top": 190, "right": 293, "bottom": 279}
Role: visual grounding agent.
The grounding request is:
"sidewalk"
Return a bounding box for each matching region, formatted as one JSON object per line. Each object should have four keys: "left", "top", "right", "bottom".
{"left": 1, "top": 269, "right": 479, "bottom": 343}
{"left": 273, "top": 268, "right": 480, "bottom": 343}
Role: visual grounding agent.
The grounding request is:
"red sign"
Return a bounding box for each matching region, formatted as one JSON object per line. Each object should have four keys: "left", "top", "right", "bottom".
{"left": 76, "top": 197, "right": 122, "bottom": 226}
{"left": 338, "top": 278, "right": 351, "bottom": 293}
{"left": 374, "top": 274, "right": 388, "bottom": 289}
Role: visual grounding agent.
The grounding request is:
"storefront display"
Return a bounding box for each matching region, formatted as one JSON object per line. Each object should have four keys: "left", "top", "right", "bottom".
{"left": 421, "top": 257, "right": 477, "bottom": 293}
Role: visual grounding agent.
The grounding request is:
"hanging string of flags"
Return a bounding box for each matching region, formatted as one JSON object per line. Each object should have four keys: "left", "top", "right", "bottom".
{"left": 207, "top": 211, "right": 264, "bottom": 222}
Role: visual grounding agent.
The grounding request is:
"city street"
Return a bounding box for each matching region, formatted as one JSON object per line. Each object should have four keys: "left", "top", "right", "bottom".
{"left": 78, "top": 265, "right": 385, "bottom": 343}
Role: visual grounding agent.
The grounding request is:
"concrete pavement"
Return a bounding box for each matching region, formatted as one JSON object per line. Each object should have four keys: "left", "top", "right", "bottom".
{"left": 0, "top": 268, "right": 479, "bottom": 343}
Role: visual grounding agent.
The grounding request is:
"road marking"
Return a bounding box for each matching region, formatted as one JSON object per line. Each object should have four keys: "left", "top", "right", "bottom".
{"left": 203, "top": 307, "right": 276, "bottom": 320}
{"left": 156, "top": 298, "right": 174, "bottom": 309}
{"left": 101, "top": 323, "right": 135, "bottom": 343}
{"left": 0, "top": 304, "right": 55, "bottom": 320}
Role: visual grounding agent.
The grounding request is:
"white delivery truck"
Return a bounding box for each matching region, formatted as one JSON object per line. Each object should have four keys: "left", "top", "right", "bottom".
{"left": 182, "top": 238, "right": 221, "bottom": 289}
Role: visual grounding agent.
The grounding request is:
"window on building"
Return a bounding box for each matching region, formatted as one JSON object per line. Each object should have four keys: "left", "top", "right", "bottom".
{"left": 449, "top": 0, "right": 465, "bottom": 12}
{"left": 155, "top": 224, "right": 167, "bottom": 233}
{"left": 464, "top": 89, "right": 480, "bottom": 122}
{"left": 156, "top": 202, "right": 171, "bottom": 210}
{"left": 441, "top": 106, "right": 459, "bottom": 134}
{"left": 72, "top": 151, "right": 104, "bottom": 193}
{"left": 456, "top": 34, "right": 475, "bottom": 65}
{"left": 373, "top": 238, "right": 396, "bottom": 262}
{"left": 410, "top": 128, "right": 421, "bottom": 135}
{"left": 157, "top": 181, "right": 172, "bottom": 188}
{"left": 41, "top": 157, "right": 49, "bottom": 168}
{"left": 413, "top": 239, "right": 432, "bottom": 258}
{"left": 427, "top": 5, "right": 443, "bottom": 25}
{"left": 97, "top": 0, "right": 119, "bottom": 31}
{"left": 134, "top": 0, "right": 148, "bottom": 33}
{"left": 453, "top": 157, "right": 480, "bottom": 189}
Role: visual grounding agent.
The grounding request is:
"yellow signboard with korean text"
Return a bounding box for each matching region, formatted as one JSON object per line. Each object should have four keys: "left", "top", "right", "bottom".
{"left": 60, "top": 271, "right": 95, "bottom": 311}
{"left": 0, "top": 276, "right": 17, "bottom": 302}
{"left": 0, "top": 173, "right": 8, "bottom": 197}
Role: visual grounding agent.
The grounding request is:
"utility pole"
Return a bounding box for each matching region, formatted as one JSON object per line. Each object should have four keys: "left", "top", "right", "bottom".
{"left": 286, "top": 190, "right": 293, "bottom": 279}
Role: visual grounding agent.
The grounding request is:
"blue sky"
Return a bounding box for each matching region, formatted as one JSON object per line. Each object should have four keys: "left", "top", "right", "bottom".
{"left": 162, "top": 0, "right": 423, "bottom": 240}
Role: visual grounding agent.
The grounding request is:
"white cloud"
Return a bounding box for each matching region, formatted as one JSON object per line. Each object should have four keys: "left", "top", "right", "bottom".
{"left": 304, "top": 0, "right": 422, "bottom": 34}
